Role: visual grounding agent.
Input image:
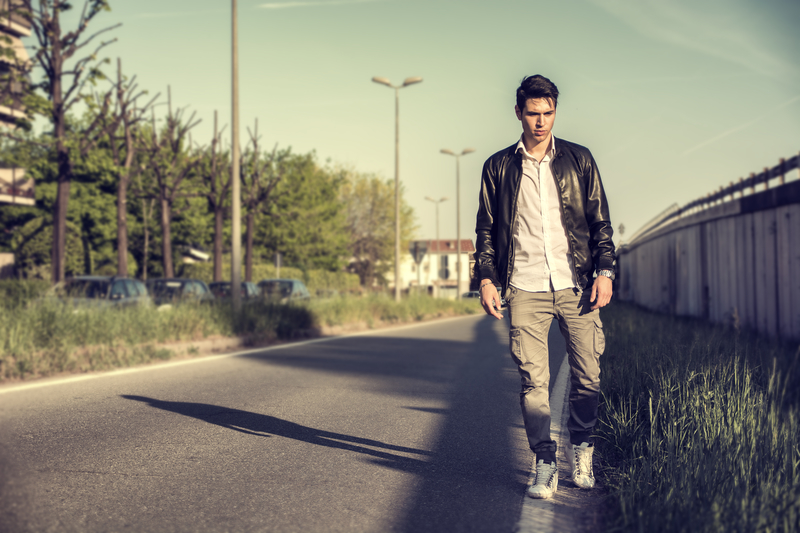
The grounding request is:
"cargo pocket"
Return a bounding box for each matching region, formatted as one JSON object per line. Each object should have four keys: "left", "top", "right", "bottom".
{"left": 509, "top": 327, "right": 524, "bottom": 366}
{"left": 593, "top": 315, "right": 606, "bottom": 356}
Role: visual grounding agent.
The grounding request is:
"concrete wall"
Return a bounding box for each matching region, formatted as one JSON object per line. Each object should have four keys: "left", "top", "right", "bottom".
{"left": 617, "top": 180, "right": 800, "bottom": 341}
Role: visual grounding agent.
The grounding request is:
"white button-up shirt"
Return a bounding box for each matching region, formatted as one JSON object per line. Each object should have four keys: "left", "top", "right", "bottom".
{"left": 509, "top": 136, "right": 576, "bottom": 292}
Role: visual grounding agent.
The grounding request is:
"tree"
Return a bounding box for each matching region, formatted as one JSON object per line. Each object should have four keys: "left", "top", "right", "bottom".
{"left": 240, "top": 120, "right": 284, "bottom": 282}
{"left": 129, "top": 163, "right": 156, "bottom": 280}
{"left": 2, "top": 117, "right": 122, "bottom": 277}
{"left": 12, "top": 0, "right": 121, "bottom": 283}
{"left": 197, "top": 110, "right": 230, "bottom": 282}
{"left": 257, "top": 153, "right": 349, "bottom": 272}
{"left": 0, "top": 133, "right": 47, "bottom": 253}
{"left": 340, "top": 171, "right": 415, "bottom": 287}
{"left": 12, "top": 215, "right": 84, "bottom": 278}
{"left": 95, "top": 58, "right": 156, "bottom": 276}
{"left": 138, "top": 87, "right": 201, "bottom": 278}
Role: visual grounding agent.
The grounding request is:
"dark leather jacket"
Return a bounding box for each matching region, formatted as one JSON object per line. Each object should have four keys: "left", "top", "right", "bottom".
{"left": 474, "top": 137, "right": 615, "bottom": 292}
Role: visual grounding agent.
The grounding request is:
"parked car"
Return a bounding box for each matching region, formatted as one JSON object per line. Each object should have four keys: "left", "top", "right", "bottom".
{"left": 257, "top": 278, "right": 311, "bottom": 303}
{"left": 50, "top": 276, "right": 152, "bottom": 308}
{"left": 146, "top": 278, "right": 214, "bottom": 306}
{"left": 208, "top": 281, "right": 259, "bottom": 299}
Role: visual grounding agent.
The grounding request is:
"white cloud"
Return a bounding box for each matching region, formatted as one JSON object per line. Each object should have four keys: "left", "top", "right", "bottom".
{"left": 258, "top": 0, "right": 383, "bottom": 9}
{"left": 681, "top": 94, "right": 800, "bottom": 156}
{"left": 585, "top": 0, "right": 797, "bottom": 78}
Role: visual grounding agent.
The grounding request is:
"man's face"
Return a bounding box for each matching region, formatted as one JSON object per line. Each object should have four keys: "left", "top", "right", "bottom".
{"left": 515, "top": 97, "right": 556, "bottom": 145}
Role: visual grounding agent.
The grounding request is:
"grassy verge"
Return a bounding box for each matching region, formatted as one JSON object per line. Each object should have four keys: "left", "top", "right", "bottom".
{"left": 597, "top": 302, "right": 800, "bottom": 532}
{"left": 0, "top": 292, "right": 480, "bottom": 382}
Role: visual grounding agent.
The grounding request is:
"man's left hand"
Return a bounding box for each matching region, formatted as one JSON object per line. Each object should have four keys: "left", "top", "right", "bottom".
{"left": 590, "top": 275, "right": 613, "bottom": 310}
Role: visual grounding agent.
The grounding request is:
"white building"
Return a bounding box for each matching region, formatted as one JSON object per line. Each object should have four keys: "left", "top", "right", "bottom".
{"left": 389, "top": 239, "right": 476, "bottom": 298}
{"left": 0, "top": 1, "right": 33, "bottom": 207}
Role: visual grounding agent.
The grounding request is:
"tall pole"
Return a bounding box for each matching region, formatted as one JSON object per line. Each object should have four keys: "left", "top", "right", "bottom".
{"left": 455, "top": 156, "right": 461, "bottom": 299}
{"left": 231, "top": 0, "right": 242, "bottom": 311}
{"left": 371, "top": 76, "right": 422, "bottom": 302}
{"left": 394, "top": 87, "right": 400, "bottom": 302}
{"left": 440, "top": 148, "right": 475, "bottom": 300}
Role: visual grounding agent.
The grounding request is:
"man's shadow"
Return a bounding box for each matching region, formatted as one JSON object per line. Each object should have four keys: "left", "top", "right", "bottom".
{"left": 121, "top": 395, "right": 431, "bottom": 468}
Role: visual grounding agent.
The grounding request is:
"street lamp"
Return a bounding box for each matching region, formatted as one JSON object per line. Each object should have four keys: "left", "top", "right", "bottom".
{"left": 425, "top": 196, "right": 447, "bottom": 297}
{"left": 372, "top": 75, "right": 423, "bottom": 302}
{"left": 440, "top": 148, "right": 475, "bottom": 300}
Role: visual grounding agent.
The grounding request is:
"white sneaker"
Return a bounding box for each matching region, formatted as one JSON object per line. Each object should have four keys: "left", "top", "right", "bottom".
{"left": 566, "top": 442, "right": 595, "bottom": 489}
{"left": 527, "top": 460, "right": 558, "bottom": 499}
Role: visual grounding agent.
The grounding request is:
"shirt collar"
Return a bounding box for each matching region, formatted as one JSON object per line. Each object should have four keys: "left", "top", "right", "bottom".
{"left": 516, "top": 135, "right": 556, "bottom": 160}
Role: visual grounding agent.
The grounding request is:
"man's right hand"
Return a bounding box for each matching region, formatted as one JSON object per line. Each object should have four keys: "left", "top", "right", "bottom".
{"left": 479, "top": 279, "right": 504, "bottom": 319}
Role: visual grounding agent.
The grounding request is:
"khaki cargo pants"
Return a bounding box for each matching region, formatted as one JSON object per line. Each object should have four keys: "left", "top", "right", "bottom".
{"left": 505, "top": 286, "right": 605, "bottom": 461}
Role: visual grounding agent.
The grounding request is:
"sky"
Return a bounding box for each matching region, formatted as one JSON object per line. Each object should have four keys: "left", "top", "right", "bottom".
{"left": 37, "top": 0, "right": 800, "bottom": 245}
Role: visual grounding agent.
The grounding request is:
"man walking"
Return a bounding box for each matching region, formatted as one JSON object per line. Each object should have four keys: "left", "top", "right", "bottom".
{"left": 474, "top": 75, "right": 615, "bottom": 499}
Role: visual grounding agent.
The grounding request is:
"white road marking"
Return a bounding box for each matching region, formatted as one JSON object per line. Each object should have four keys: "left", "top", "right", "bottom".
{"left": 0, "top": 314, "right": 483, "bottom": 396}
{"left": 514, "top": 354, "right": 572, "bottom": 533}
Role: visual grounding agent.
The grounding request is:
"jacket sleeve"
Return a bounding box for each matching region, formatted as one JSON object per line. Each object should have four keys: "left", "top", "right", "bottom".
{"left": 474, "top": 157, "right": 500, "bottom": 284}
{"left": 583, "top": 153, "right": 616, "bottom": 273}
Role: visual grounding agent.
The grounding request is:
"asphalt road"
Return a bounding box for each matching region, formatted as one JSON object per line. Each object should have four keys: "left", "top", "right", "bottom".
{"left": 0, "top": 313, "right": 567, "bottom": 533}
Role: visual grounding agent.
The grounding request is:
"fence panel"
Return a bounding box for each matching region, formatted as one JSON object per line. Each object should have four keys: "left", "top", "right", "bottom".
{"left": 618, "top": 178, "right": 800, "bottom": 342}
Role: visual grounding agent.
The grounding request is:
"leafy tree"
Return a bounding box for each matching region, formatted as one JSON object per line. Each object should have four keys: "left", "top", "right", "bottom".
{"left": 8, "top": 0, "right": 121, "bottom": 283}
{"left": 197, "top": 110, "right": 230, "bottom": 282}
{"left": 94, "top": 58, "right": 156, "bottom": 276}
{"left": 0, "top": 135, "right": 48, "bottom": 253}
{"left": 12, "top": 215, "right": 84, "bottom": 278}
{"left": 257, "top": 153, "right": 349, "bottom": 273}
{"left": 241, "top": 120, "right": 285, "bottom": 282}
{"left": 340, "top": 170, "right": 416, "bottom": 287}
{"left": 1, "top": 117, "right": 127, "bottom": 276}
{"left": 138, "top": 88, "right": 201, "bottom": 278}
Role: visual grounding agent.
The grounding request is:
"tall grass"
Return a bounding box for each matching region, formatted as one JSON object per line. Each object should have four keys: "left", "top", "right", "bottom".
{"left": 0, "top": 292, "right": 480, "bottom": 381}
{"left": 0, "top": 279, "right": 50, "bottom": 309}
{"left": 598, "top": 302, "right": 800, "bottom": 532}
{"left": 308, "top": 291, "right": 479, "bottom": 328}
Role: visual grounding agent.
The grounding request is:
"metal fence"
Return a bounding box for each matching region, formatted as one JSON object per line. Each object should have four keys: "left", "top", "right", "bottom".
{"left": 616, "top": 153, "right": 800, "bottom": 342}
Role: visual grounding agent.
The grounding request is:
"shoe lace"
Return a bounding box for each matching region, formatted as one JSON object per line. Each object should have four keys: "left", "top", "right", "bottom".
{"left": 574, "top": 447, "right": 593, "bottom": 476}
{"left": 536, "top": 462, "right": 556, "bottom": 485}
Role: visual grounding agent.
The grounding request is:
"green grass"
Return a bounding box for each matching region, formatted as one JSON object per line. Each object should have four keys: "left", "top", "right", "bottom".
{"left": 0, "top": 291, "right": 481, "bottom": 381}
{"left": 597, "top": 302, "right": 800, "bottom": 533}
{"left": 307, "top": 291, "right": 480, "bottom": 328}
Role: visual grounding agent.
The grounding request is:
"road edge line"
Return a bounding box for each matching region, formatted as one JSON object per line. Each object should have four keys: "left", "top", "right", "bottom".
{"left": 514, "top": 354, "right": 571, "bottom": 533}
{"left": 0, "top": 313, "right": 485, "bottom": 396}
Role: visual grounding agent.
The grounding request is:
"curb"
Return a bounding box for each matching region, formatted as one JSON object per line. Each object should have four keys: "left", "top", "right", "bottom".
{"left": 514, "top": 355, "right": 576, "bottom": 533}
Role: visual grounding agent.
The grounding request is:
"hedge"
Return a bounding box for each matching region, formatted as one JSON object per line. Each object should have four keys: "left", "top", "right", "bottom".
{"left": 180, "top": 261, "right": 361, "bottom": 295}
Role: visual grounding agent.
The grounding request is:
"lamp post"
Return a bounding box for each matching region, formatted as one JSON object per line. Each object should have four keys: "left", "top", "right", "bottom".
{"left": 440, "top": 148, "right": 475, "bottom": 300}
{"left": 230, "top": 0, "right": 242, "bottom": 311}
{"left": 425, "top": 195, "right": 447, "bottom": 296}
{"left": 372, "top": 75, "right": 423, "bottom": 302}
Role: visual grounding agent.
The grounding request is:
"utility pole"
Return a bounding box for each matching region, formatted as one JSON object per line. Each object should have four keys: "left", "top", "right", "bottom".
{"left": 231, "top": 0, "right": 242, "bottom": 311}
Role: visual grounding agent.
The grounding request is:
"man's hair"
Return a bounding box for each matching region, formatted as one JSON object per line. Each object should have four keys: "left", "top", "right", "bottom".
{"left": 515, "top": 75, "right": 559, "bottom": 110}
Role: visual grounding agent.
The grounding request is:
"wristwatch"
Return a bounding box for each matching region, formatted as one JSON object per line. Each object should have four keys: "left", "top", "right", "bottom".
{"left": 597, "top": 269, "right": 615, "bottom": 281}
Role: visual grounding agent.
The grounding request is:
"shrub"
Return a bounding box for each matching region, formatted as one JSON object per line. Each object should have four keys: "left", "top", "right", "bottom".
{"left": 0, "top": 279, "right": 50, "bottom": 309}
{"left": 180, "top": 260, "right": 360, "bottom": 295}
